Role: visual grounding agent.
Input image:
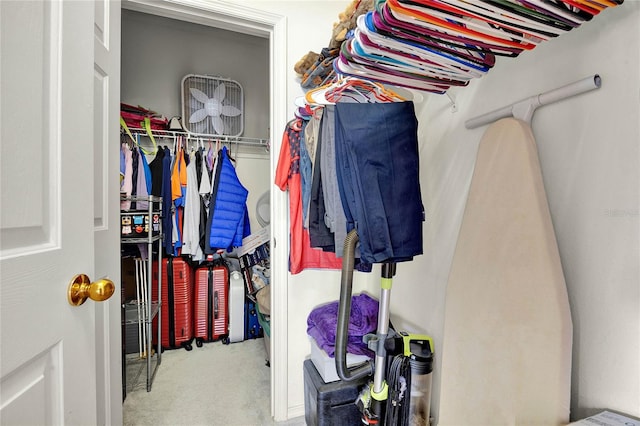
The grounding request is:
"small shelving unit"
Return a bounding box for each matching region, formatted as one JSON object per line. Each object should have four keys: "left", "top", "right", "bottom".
{"left": 121, "top": 195, "right": 162, "bottom": 393}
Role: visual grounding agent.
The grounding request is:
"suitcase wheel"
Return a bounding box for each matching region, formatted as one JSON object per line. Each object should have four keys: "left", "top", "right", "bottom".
{"left": 222, "top": 337, "right": 230, "bottom": 345}
{"left": 196, "top": 338, "right": 203, "bottom": 348}
{"left": 184, "top": 343, "right": 193, "bottom": 351}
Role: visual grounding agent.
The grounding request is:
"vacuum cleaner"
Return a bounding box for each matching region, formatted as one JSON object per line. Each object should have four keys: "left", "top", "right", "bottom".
{"left": 335, "top": 229, "right": 434, "bottom": 426}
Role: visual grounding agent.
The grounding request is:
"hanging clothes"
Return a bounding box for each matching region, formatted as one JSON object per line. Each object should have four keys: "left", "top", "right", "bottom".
{"left": 171, "top": 138, "right": 188, "bottom": 207}
{"left": 275, "top": 119, "right": 342, "bottom": 274}
{"left": 134, "top": 149, "right": 149, "bottom": 211}
{"left": 181, "top": 150, "right": 204, "bottom": 261}
{"left": 170, "top": 140, "right": 188, "bottom": 256}
{"left": 130, "top": 146, "right": 140, "bottom": 210}
{"left": 197, "top": 148, "right": 213, "bottom": 255}
{"left": 318, "top": 105, "right": 349, "bottom": 258}
{"left": 161, "top": 146, "right": 173, "bottom": 256}
{"left": 333, "top": 101, "right": 424, "bottom": 263}
{"left": 120, "top": 143, "right": 133, "bottom": 211}
{"left": 146, "top": 145, "right": 165, "bottom": 239}
{"left": 120, "top": 139, "right": 126, "bottom": 186}
{"left": 139, "top": 147, "right": 153, "bottom": 196}
{"left": 307, "top": 121, "right": 335, "bottom": 252}
{"left": 208, "top": 146, "right": 251, "bottom": 251}
{"left": 148, "top": 146, "right": 165, "bottom": 198}
{"left": 203, "top": 145, "right": 222, "bottom": 255}
{"left": 304, "top": 107, "right": 323, "bottom": 171}
{"left": 299, "top": 119, "right": 313, "bottom": 228}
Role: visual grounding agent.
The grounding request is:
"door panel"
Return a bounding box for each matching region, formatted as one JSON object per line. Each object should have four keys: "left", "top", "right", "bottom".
{"left": 0, "top": 1, "right": 105, "bottom": 424}
{"left": 94, "top": 63, "right": 108, "bottom": 230}
{"left": 94, "top": 0, "right": 112, "bottom": 232}
{"left": 93, "top": 0, "right": 122, "bottom": 424}
{"left": 0, "top": 1, "right": 57, "bottom": 255}
{"left": 0, "top": 343, "right": 63, "bottom": 425}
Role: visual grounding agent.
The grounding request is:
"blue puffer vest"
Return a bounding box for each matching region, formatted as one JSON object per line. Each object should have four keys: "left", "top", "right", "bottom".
{"left": 209, "top": 147, "right": 251, "bottom": 250}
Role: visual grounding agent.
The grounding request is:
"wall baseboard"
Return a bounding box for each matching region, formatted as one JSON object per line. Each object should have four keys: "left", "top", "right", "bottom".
{"left": 287, "top": 404, "right": 305, "bottom": 422}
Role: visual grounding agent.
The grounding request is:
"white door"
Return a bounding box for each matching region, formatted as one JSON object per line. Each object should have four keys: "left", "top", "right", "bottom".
{"left": 0, "top": 1, "right": 121, "bottom": 424}
{"left": 93, "top": 0, "right": 122, "bottom": 424}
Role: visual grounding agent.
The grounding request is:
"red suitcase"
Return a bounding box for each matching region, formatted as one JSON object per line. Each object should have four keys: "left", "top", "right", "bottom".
{"left": 152, "top": 257, "right": 194, "bottom": 351}
{"left": 194, "top": 259, "right": 229, "bottom": 346}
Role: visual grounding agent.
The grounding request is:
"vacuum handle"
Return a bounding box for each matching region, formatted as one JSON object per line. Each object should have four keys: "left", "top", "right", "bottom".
{"left": 335, "top": 230, "right": 374, "bottom": 382}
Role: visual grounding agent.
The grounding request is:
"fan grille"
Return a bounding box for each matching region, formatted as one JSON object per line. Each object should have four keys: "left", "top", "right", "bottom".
{"left": 181, "top": 74, "right": 244, "bottom": 137}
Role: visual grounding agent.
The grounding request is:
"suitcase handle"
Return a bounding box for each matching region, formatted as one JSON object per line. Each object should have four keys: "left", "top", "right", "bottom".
{"left": 167, "top": 257, "right": 176, "bottom": 347}
{"left": 214, "top": 291, "right": 219, "bottom": 319}
{"left": 207, "top": 267, "right": 214, "bottom": 341}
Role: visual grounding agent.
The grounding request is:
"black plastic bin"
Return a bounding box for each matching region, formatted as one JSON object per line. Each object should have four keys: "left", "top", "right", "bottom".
{"left": 303, "top": 359, "right": 368, "bottom": 426}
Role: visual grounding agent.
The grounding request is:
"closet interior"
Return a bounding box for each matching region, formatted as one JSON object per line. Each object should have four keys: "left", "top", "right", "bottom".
{"left": 119, "top": 9, "right": 271, "bottom": 396}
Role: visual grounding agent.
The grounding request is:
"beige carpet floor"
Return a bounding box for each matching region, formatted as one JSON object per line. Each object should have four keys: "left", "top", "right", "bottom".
{"left": 123, "top": 338, "right": 304, "bottom": 426}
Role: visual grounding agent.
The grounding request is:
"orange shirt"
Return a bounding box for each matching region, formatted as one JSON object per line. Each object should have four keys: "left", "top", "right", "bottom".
{"left": 171, "top": 146, "right": 187, "bottom": 203}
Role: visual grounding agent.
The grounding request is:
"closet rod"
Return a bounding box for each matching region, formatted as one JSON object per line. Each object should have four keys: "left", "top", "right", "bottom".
{"left": 465, "top": 74, "right": 601, "bottom": 129}
{"left": 124, "top": 127, "right": 269, "bottom": 149}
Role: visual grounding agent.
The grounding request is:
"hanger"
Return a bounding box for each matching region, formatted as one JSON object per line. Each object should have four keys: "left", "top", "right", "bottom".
{"left": 410, "top": 0, "right": 562, "bottom": 42}
{"left": 370, "top": 10, "right": 498, "bottom": 67}
{"left": 435, "top": 0, "right": 573, "bottom": 35}
{"left": 188, "top": 136, "right": 198, "bottom": 155}
{"left": 388, "top": 0, "right": 542, "bottom": 50}
{"left": 324, "top": 78, "right": 375, "bottom": 103}
{"left": 343, "top": 39, "right": 457, "bottom": 86}
{"left": 354, "top": 16, "right": 489, "bottom": 81}
{"left": 561, "top": 0, "right": 602, "bottom": 15}
{"left": 377, "top": 3, "right": 520, "bottom": 57}
{"left": 482, "top": 0, "right": 581, "bottom": 28}
{"left": 305, "top": 76, "right": 410, "bottom": 105}
{"left": 335, "top": 54, "right": 453, "bottom": 93}
{"left": 119, "top": 116, "right": 159, "bottom": 156}
{"left": 224, "top": 139, "right": 235, "bottom": 162}
{"left": 331, "top": 0, "right": 622, "bottom": 93}
{"left": 206, "top": 140, "right": 215, "bottom": 171}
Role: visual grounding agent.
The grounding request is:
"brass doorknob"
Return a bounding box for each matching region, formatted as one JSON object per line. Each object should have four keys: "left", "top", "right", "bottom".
{"left": 67, "top": 274, "right": 115, "bottom": 306}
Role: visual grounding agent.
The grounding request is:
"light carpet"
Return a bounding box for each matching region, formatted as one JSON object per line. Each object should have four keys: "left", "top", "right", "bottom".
{"left": 123, "top": 338, "right": 304, "bottom": 426}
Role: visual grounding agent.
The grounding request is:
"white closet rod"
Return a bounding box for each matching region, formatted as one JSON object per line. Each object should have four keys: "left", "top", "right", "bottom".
{"left": 125, "top": 126, "right": 269, "bottom": 149}
{"left": 465, "top": 74, "right": 601, "bottom": 129}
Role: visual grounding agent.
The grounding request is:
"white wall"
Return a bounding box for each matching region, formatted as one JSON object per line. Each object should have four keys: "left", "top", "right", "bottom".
{"left": 401, "top": 4, "right": 639, "bottom": 423}
{"left": 121, "top": 9, "right": 269, "bottom": 139}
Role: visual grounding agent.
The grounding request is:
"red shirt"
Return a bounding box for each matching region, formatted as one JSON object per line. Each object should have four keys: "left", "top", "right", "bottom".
{"left": 275, "top": 119, "right": 342, "bottom": 274}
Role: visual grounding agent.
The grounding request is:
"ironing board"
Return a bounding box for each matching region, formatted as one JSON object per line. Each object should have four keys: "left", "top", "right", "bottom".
{"left": 439, "top": 118, "right": 572, "bottom": 425}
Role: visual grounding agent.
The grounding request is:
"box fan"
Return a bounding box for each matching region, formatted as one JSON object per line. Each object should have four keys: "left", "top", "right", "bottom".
{"left": 181, "top": 74, "right": 244, "bottom": 137}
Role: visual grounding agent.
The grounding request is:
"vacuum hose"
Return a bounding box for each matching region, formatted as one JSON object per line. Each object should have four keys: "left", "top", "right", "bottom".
{"left": 336, "top": 229, "right": 375, "bottom": 382}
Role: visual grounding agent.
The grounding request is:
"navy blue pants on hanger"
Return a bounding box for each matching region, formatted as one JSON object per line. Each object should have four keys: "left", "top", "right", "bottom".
{"left": 334, "top": 101, "right": 424, "bottom": 263}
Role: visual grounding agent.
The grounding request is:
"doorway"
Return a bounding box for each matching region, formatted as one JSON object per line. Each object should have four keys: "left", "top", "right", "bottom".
{"left": 120, "top": 0, "right": 289, "bottom": 420}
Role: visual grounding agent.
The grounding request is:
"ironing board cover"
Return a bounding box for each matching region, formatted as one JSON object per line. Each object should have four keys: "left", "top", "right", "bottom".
{"left": 439, "top": 118, "right": 572, "bottom": 426}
